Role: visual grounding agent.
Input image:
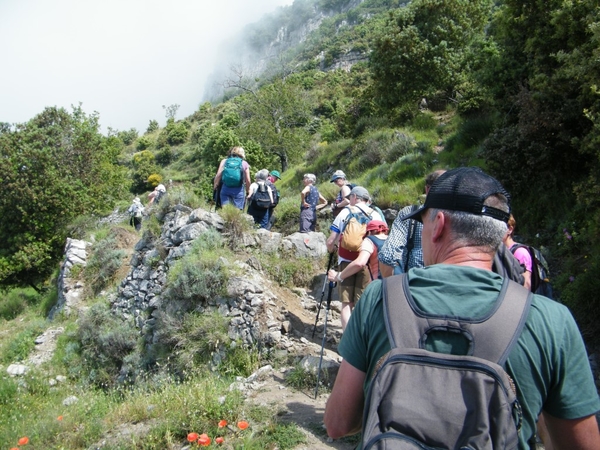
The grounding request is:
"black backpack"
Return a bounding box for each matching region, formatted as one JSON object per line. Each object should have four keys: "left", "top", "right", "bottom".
{"left": 267, "top": 180, "right": 280, "bottom": 207}
{"left": 252, "top": 183, "right": 272, "bottom": 209}
{"left": 510, "top": 244, "right": 554, "bottom": 298}
{"left": 361, "top": 275, "right": 531, "bottom": 450}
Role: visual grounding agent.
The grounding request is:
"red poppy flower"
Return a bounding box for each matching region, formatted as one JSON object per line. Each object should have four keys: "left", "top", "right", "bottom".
{"left": 10, "top": 447, "right": 19, "bottom": 450}
{"left": 187, "top": 432, "right": 199, "bottom": 442}
{"left": 197, "top": 433, "right": 211, "bottom": 446}
{"left": 237, "top": 420, "right": 249, "bottom": 430}
{"left": 18, "top": 437, "right": 29, "bottom": 445}
{"left": 57, "top": 415, "right": 64, "bottom": 421}
{"left": 215, "top": 436, "right": 224, "bottom": 444}
{"left": 218, "top": 419, "right": 227, "bottom": 428}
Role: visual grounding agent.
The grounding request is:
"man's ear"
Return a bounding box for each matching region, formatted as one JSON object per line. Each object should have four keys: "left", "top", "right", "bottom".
{"left": 431, "top": 211, "right": 446, "bottom": 242}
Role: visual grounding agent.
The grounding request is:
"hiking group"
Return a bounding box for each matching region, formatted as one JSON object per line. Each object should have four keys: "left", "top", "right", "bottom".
{"left": 321, "top": 167, "right": 599, "bottom": 450}
{"left": 208, "top": 148, "right": 598, "bottom": 447}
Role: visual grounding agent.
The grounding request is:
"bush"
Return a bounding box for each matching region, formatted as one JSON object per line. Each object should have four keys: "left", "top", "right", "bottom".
{"left": 219, "top": 205, "right": 254, "bottom": 250}
{"left": 167, "top": 123, "right": 189, "bottom": 145}
{"left": 83, "top": 232, "right": 127, "bottom": 295}
{"left": 0, "top": 289, "right": 37, "bottom": 320}
{"left": 136, "top": 135, "right": 153, "bottom": 150}
{"left": 166, "top": 229, "right": 228, "bottom": 306}
{"left": 75, "top": 302, "right": 138, "bottom": 388}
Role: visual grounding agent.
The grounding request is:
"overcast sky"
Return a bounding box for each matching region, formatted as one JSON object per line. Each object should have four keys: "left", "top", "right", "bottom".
{"left": 0, "top": 0, "right": 293, "bottom": 133}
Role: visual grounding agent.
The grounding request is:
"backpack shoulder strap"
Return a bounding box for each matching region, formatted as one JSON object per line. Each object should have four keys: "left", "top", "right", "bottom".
{"left": 383, "top": 274, "right": 531, "bottom": 365}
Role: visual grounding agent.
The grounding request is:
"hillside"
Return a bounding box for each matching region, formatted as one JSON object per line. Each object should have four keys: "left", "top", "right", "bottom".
{"left": 1, "top": 0, "right": 599, "bottom": 446}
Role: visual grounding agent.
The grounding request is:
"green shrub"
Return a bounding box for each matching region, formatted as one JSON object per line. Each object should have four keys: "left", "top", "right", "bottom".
{"left": 0, "top": 288, "right": 38, "bottom": 320}
{"left": 75, "top": 302, "right": 138, "bottom": 388}
{"left": 411, "top": 112, "right": 438, "bottom": 130}
{"left": 83, "top": 233, "right": 126, "bottom": 295}
{"left": 146, "top": 119, "right": 159, "bottom": 134}
{"left": 167, "top": 123, "right": 188, "bottom": 145}
{"left": 136, "top": 135, "right": 153, "bottom": 150}
{"left": 220, "top": 204, "right": 253, "bottom": 250}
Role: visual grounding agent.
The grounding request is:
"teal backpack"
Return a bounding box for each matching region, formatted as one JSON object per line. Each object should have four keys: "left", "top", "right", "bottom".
{"left": 222, "top": 157, "right": 243, "bottom": 187}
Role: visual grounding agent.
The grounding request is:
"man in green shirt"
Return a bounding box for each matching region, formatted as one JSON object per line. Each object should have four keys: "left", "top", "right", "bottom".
{"left": 324, "top": 167, "right": 600, "bottom": 449}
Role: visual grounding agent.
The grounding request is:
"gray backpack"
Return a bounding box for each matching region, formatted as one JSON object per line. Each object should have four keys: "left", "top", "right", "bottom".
{"left": 361, "top": 275, "right": 531, "bottom": 450}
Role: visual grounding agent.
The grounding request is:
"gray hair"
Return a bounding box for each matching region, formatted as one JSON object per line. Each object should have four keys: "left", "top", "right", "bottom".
{"left": 255, "top": 169, "right": 269, "bottom": 181}
{"left": 427, "top": 194, "right": 509, "bottom": 252}
{"left": 303, "top": 173, "right": 316, "bottom": 184}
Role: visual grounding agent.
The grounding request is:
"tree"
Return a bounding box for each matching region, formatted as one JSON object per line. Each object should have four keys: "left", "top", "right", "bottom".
{"left": 0, "top": 106, "right": 129, "bottom": 291}
{"left": 235, "top": 78, "right": 312, "bottom": 172}
{"left": 369, "top": 0, "right": 492, "bottom": 109}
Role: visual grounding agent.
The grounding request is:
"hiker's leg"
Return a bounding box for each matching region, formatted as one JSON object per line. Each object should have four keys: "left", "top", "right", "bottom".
{"left": 338, "top": 262, "right": 355, "bottom": 331}
{"left": 257, "top": 208, "right": 269, "bottom": 228}
{"left": 299, "top": 208, "right": 312, "bottom": 232}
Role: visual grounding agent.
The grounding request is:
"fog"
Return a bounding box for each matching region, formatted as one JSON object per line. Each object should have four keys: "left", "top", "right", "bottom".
{"left": 0, "top": 0, "right": 294, "bottom": 133}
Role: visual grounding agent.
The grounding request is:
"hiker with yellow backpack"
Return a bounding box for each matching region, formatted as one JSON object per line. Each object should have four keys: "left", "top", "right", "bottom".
{"left": 326, "top": 186, "right": 384, "bottom": 331}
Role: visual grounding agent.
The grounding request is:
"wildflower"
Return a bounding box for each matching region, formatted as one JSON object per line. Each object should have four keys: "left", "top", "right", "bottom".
{"left": 187, "top": 432, "right": 199, "bottom": 442}
{"left": 216, "top": 436, "right": 224, "bottom": 444}
{"left": 10, "top": 448, "right": 19, "bottom": 450}
{"left": 237, "top": 420, "right": 249, "bottom": 430}
{"left": 218, "top": 419, "right": 228, "bottom": 428}
{"left": 198, "top": 433, "right": 211, "bottom": 446}
{"left": 569, "top": 276, "right": 575, "bottom": 282}
{"left": 18, "top": 437, "right": 29, "bottom": 445}
{"left": 57, "top": 415, "right": 64, "bottom": 421}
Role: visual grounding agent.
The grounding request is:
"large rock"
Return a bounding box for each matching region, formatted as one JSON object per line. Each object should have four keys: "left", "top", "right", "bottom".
{"left": 282, "top": 232, "right": 327, "bottom": 258}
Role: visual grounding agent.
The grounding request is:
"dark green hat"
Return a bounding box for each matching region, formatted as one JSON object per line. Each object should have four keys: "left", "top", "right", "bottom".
{"left": 269, "top": 170, "right": 281, "bottom": 180}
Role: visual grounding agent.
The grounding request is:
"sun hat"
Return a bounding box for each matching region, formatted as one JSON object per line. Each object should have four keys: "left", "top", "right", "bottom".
{"left": 345, "top": 186, "right": 370, "bottom": 201}
{"left": 365, "top": 220, "right": 389, "bottom": 234}
{"left": 269, "top": 170, "right": 281, "bottom": 180}
{"left": 401, "top": 167, "right": 511, "bottom": 223}
{"left": 330, "top": 170, "right": 346, "bottom": 182}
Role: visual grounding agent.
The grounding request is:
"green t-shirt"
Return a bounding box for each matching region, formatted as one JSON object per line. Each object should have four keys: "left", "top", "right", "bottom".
{"left": 340, "top": 264, "right": 600, "bottom": 448}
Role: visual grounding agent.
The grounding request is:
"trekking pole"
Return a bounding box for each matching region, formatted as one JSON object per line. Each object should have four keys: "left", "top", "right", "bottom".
{"left": 312, "top": 251, "right": 336, "bottom": 338}
{"left": 314, "top": 280, "right": 336, "bottom": 399}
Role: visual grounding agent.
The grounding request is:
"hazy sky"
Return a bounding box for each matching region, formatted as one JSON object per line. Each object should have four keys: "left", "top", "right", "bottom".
{"left": 0, "top": 0, "right": 293, "bottom": 133}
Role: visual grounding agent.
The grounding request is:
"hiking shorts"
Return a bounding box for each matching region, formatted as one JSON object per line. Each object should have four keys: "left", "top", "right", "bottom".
{"left": 338, "top": 261, "right": 370, "bottom": 304}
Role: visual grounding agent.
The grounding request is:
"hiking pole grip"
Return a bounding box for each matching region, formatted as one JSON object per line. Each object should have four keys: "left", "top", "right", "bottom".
{"left": 315, "top": 280, "right": 336, "bottom": 399}
{"left": 312, "top": 251, "right": 336, "bottom": 338}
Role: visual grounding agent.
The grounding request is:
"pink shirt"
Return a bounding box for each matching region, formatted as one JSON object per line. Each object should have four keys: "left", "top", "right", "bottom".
{"left": 513, "top": 246, "right": 533, "bottom": 272}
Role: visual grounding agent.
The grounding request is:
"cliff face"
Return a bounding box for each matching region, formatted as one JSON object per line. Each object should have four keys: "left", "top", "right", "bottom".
{"left": 203, "top": 0, "right": 369, "bottom": 102}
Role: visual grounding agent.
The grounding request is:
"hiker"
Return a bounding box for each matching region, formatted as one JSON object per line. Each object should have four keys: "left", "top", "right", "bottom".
{"left": 378, "top": 170, "right": 445, "bottom": 277}
{"left": 266, "top": 170, "right": 281, "bottom": 230}
{"left": 504, "top": 214, "right": 532, "bottom": 290}
{"left": 326, "top": 186, "right": 384, "bottom": 331}
{"left": 329, "top": 170, "right": 353, "bottom": 218}
{"left": 299, "top": 173, "right": 328, "bottom": 232}
{"left": 327, "top": 219, "right": 388, "bottom": 283}
{"left": 324, "top": 167, "right": 600, "bottom": 450}
{"left": 127, "top": 197, "right": 144, "bottom": 231}
{"left": 148, "top": 183, "right": 166, "bottom": 205}
{"left": 247, "top": 169, "right": 274, "bottom": 229}
{"left": 213, "top": 146, "right": 251, "bottom": 210}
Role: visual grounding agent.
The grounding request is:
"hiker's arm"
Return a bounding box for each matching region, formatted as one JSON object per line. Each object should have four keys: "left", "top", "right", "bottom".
{"left": 379, "top": 262, "right": 394, "bottom": 278}
{"left": 542, "top": 412, "right": 600, "bottom": 450}
{"left": 523, "top": 270, "right": 532, "bottom": 290}
{"left": 324, "top": 360, "right": 365, "bottom": 438}
{"left": 326, "top": 231, "right": 339, "bottom": 253}
{"left": 244, "top": 167, "right": 251, "bottom": 194}
{"left": 214, "top": 160, "right": 225, "bottom": 189}
{"left": 316, "top": 193, "right": 328, "bottom": 210}
{"left": 300, "top": 186, "right": 309, "bottom": 208}
{"left": 328, "top": 249, "right": 371, "bottom": 282}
